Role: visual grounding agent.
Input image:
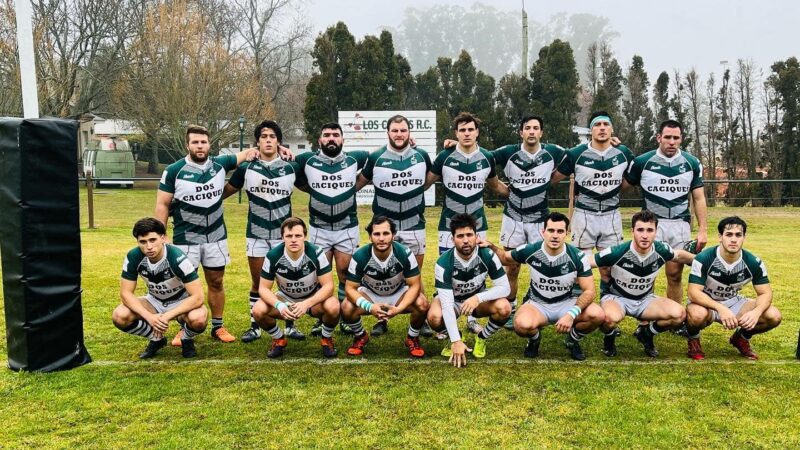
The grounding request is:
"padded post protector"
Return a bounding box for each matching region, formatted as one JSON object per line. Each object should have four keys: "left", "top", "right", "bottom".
{"left": 0, "top": 118, "right": 91, "bottom": 372}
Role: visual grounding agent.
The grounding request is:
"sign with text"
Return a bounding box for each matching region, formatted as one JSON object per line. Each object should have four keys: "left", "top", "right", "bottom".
{"left": 339, "top": 110, "right": 437, "bottom": 206}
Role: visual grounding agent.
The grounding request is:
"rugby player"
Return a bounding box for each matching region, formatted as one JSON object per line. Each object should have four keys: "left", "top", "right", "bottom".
{"left": 112, "top": 218, "right": 206, "bottom": 359}
{"left": 295, "top": 123, "right": 368, "bottom": 336}
{"left": 253, "top": 217, "right": 339, "bottom": 358}
{"left": 356, "top": 114, "right": 432, "bottom": 337}
{"left": 592, "top": 210, "right": 694, "bottom": 357}
{"left": 155, "top": 125, "right": 257, "bottom": 345}
{"left": 223, "top": 120, "right": 305, "bottom": 343}
{"left": 486, "top": 212, "right": 603, "bottom": 361}
{"left": 624, "top": 119, "right": 708, "bottom": 305}
{"left": 341, "top": 217, "right": 428, "bottom": 357}
{"left": 427, "top": 213, "right": 512, "bottom": 367}
{"left": 685, "top": 217, "right": 781, "bottom": 360}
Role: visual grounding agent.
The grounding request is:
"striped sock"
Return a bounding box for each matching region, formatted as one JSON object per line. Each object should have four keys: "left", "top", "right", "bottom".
{"left": 649, "top": 322, "right": 667, "bottom": 335}
{"left": 530, "top": 330, "right": 540, "bottom": 340}
{"left": 479, "top": 317, "right": 506, "bottom": 340}
{"left": 570, "top": 326, "right": 587, "bottom": 341}
{"left": 182, "top": 322, "right": 203, "bottom": 340}
{"left": 122, "top": 319, "right": 155, "bottom": 340}
{"left": 346, "top": 318, "right": 365, "bottom": 336}
{"left": 248, "top": 292, "right": 259, "bottom": 328}
{"left": 321, "top": 323, "right": 335, "bottom": 338}
{"left": 264, "top": 324, "right": 284, "bottom": 340}
{"left": 337, "top": 281, "right": 346, "bottom": 302}
{"left": 407, "top": 325, "right": 420, "bottom": 338}
{"left": 211, "top": 317, "right": 224, "bottom": 331}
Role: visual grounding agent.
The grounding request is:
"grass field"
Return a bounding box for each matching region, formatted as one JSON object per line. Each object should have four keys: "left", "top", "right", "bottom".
{"left": 1, "top": 187, "right": 800, "bottom": 448}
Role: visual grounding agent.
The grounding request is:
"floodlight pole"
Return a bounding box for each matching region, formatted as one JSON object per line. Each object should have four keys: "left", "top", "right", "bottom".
{"left": 15, "top": 0, "right": 40, "bottom": 118}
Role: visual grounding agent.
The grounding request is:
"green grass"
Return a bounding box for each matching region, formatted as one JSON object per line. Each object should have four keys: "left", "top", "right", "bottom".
{"left": 1, "top": 187, "right": 800, "bottom": 448}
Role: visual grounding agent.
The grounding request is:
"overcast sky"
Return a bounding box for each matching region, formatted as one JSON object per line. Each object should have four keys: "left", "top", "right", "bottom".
{"left": 307, "top": 0, "right": 799, "bottom": 78}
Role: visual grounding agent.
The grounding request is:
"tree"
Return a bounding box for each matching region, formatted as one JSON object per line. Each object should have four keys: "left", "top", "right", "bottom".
{"left": 0, "top": 1, "right": 21, "bottom": 116}
{"left": 495, "top": 73, "right": 532, "bottom": 144}
{"left": 530, "top": 39, "right": 580, "bottom": 146}
{"left": 654, "top": 71, "right": 671, "bottom": 125}
{"left": 770, "top": 57, "right": 800, "bottom": 200}
{"left": 621, "top": 55, "right": 656, "bottom": 152}
{"left": 588, "top": 41, "right": 623, "bottom": 118}
{"left": 683, "top": 69, "right": 704, "bottom": 158}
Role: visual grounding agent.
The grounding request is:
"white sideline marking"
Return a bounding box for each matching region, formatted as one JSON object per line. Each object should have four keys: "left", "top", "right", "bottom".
{"left": 68, "top": 358, "right": 800, "bottom": 367}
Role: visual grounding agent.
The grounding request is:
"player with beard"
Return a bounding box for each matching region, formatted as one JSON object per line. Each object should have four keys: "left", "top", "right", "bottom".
{"left": 356, "top": 114, "right": 433, "bottom": 337}
{"left": 295, "top": 123, "right": 369, "bottom": 335}
{"left": 155, "top": 125, "right": 256, "bottom": 345}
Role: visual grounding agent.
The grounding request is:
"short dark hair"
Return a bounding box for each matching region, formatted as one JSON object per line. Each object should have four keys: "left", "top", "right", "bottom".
{"left": 519, "top": 115, "right": 544, "bottom": 131}
{"left": 185, "top": 125, "right": 209, "bottom": 143}
{"left": 449, "top": 213, "right": 478, "bottom": 235}
{"left": 452, "top": 112, "right": 480, "bottom": 131}
{"left": 281, "top": 217, "right": 307, "bottom": 236}
{"left": 631, "top": 210, "right": 659, "bottom": 228}
{"left": 588, "top": 111, "right": 612, "bottom": 127}
{"left": 718, "top": 216, "right": 747, "bottom": 235}
{"left": 658, "top": 119, "right": 683, "bottom": 134}
{"left": 386, "top": 115, "right": 410, "bottom": 129}
{"left": 544, "top": 211, "right": 570, "bottom": 229}
{"left": 366, "top": 216, "right": 396, "bottom": 235}
{"left": 254, "top": 120, "right": 283, "bottom": 144}
{"left": 320, "top": 122, "right": 342, "bottom": 134}
{"left": 132, "top": 217, "right": 166, "bottom": 238}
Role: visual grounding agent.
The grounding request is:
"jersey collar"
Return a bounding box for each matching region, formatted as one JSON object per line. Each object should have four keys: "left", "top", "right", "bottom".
{"left": 454, "top": 247, "right": 479, "bottom": 265}
{"left": 371, "top": 244, "right": 394, "bottom": 269}
{"left": 715, "top": 246, "right": 742, "bottom": 270}
{"left": 655, "top": 148, "right": 682, "bottom": 162}
{"left": 184, "top": 155, "right": 212, "bottom": 170}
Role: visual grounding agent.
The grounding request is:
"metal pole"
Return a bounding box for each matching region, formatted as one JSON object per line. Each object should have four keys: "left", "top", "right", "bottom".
{"left": 14, "top": 0, "right": 40, "bottom": 118}
{"left": 238, "top": 116, "right": 245, "bottom": 204}
{"left": 86, "top": 170, "right": 95, "bottom": 229}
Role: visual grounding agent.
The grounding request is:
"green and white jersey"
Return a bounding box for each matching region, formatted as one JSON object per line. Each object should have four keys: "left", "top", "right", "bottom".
{"left": 228, "top": 158, "right": 299, "bottom": 240}
{"left": 557, "top": 144, "right": 634, "bottom": 213}
{"left": 595, "top": 240, "right": 675, "bottom": 300}
{"left": 625, "top": 149, "right": 704, "bottom": 222}
{"left": 511, "top": 242, "right": 592, "bottom": 304}
{"left": 346, "top": 241, "right": 419, "bottom": 297}
{"left": 261, "top": 241, "right": 331, "bottom": 301}
{"left": 121, "top": 244, "right": 199, "bottom": 303}
{"left": 493, "top": 143, "right": 564, "bottom": 223}
{"left": 295, "top": 150, "right": 369, "bottom": 231}
{"left": 361, "top": 146, "right": 432, "bottom": 231}
{"left": 434, "top": 247, "right": 506, "bottom": 302}
{"left": 431, "top": 146, "right": 497, "bottom": 232}
{"left": 159, "top": 155, "right": 238, "bottom": 245}
{"left": 688, "top": 246, "right": 769, "bottom": 302}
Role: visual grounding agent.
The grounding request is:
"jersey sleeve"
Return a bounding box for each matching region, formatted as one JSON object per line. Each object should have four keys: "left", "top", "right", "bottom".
{"left": 688, "top": 252, "right": 710, "bottom": 285}
{"left": 654, "top": 241, "right": 676, "bottom": 263}
{"left": 491, "top": 145, "right": 514, "bottom": 168}
{"left": 510, "top": 244, "right": 534, "bottom": 264}
{"left": 484, "top": 249, "right": 506, "bottom": 280}
{"left": 556, "top": 148, "right": 576, "bottom": 176}
{"left": 173, "top": 252, "right": 199, "bottom": 283}
{"left": 620, "top": 145, "right": 635, "bottom": 171}
{"left": 315, "top": 247, "right": 332, "bottom": 276}
{"left": 421, "top": 149, "right": 433, "bottom": 172}
{"left": 576, "top": 250, "right": 592, "bottom": 277}
{"left": 261, "top": 249, "right": 279, "bottom": 280}
{"left": 293, "top": 152, "right": 310, "bottom": 187}
{"left": 431, "top": 150, "right": 447, "bottom": 176}
{"left": 402, "top": 246, "right": 421, "bottom": 277}
{"left": 486, "top": 150, "right": 497, "bottom": 178}
{"left": 690, "top": 155, "right": 705, "bottom": 189}
{"left": 120, "top": 249, "right": 140, "bottom": 281}
{"left": 750, "top": 254, "right": 770, "bottom": 285}
{"left": 227, "top": 164, "right": 247, "bottom": 189}
{"left": 349, "top": 150, "right": 370, "bottom": 170}
{"left": 433, "top": 257, "right": 453, "bottom": 291}
{"left": 216, "top": 154, "right": 239, "bottom": 172}
{"left": 625, "top": 155, "right": 644, "bottom": 185}
{"left": 593, "top": 246, "right": 616, "bottom": 268}
{"left": 158, "top": 166, "right": 176, "bottom": 194}
{"left": 361, "top": 150, "right": 378, "bottom": 181}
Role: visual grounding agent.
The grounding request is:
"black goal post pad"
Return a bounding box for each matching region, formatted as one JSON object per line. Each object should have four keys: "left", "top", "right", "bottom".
{"left": 0, "top": 117, "right": 91, "bottom": 372}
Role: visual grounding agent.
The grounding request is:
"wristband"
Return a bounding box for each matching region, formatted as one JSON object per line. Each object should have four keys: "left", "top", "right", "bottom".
{"left": 275, "top": 301, "right": 288, "bottom": 312}
{"left": 357, "top": 297, "right": 373, "bottom": 313}
{"left": 567, "top": 305, "right": 582, "bottom": 319}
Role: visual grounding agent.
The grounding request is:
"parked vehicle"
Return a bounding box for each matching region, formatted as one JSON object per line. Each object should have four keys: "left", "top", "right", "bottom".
{"left": 82, "top": 138, "right": 135, "bottom": 188}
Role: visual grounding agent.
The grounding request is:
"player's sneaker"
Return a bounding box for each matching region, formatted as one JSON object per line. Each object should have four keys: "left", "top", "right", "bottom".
{"left": 472, "top": 335, "right": 487, "bottom": 358}
{"left": 310, "top": 319, "right": 323, "bottom": 337}
{"left": 523, "top": 334, "right": 541, "bottom": 358}
{"left": 181, "top": 339, "right": 197, "bottom": 358}
{"left": 320, "top": 337, "right": 337, "bottom": 358}
{"left": 634, "top": 325, "right": 659, "bottom": 357}
{"left": 467, "top": 319, "right": 484, "bottom": 335}
{"left": 267, "top": 337, "right": 287, "bottom": 358}
{"left": 564, "top": 335, "right": 586, "bottom": 361}
{"left": 139, "top": 338, "right": 166, "bottom": 359}
{"left": 240, "top": 327, "right": 262, "bottom": 343}
{"left": 171, "top": 329, "right": 184, "bottom": 347}
{"left": 211, "top": 326, "right": 236, "bottom": 343}
{"left": 339, "top": 321, "right": 355, "bottom": 335}
{"left": 602, "top": 328, "right": 621, "bottom": 357}
{"left": 285, "top": 326, "right": 306, "bottom": 341}
{"left": 687, "top": 338, "right": 705, "bottom": 360}
{"left": 405, "top": 336, "right": 425, "bottom": 358}
{"left": 347, "top": 333, "right": 370, "bottom": 356}
{"left": 419, "top": 322, "right": 435, "bottom": 338}
{"left": 440, "top": 344, "right": 452, "bottom": 358}
{"left": 371, "top": 320, "right": 389, "bottom": 337}
{"left": 729, "top": 331, "right": 758, "bottom": 360}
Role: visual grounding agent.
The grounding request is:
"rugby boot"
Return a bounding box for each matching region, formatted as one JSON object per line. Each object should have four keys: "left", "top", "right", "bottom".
{"left": 211, "top": 326, "right": 236, "bottom": 343}
{"left": 339, "top": 321, "right": 355, "bottom": 335}
{"left": 405, "top": 336, "right": 425, "bottom": 358}
{"left": 371, "top": 320, "right": 389, "bottom": 337}
{"left": 634, "top": 325, "right": 659, "bottom": 357}
{"left": 729, "top": 331, "right": 758, "bottom": 360}
{"left": 472, "top": 335, "right": 487, "bottom": 358}
{"left": 419, "top": 322, "right": 435, "bottom": 338}
{"left": 310, "top": 319, "right": 323, "bottom": 337}
{"left": 181, "top": 339, "right": 197, "bottom": 358}
{"left": 602, "top": 328, "right": 621, "bottom": 357}
{"left": 687, "top": 338, "right": 705, "bottom": 360}
{"left": 240, "top": 327, "right": 262, "bottom": 343}
{"left": 139, "top": 338, "right": 167, "bottom": 359}
{"left": 467, "top": 318, "right": 484, "bottom": 334}
{"left": 285, "top": 325, "right": 306, "bottom": 341}
{"left": 320, "top": 337, "right": 338, "bottom": 358}
{"left": 267, "top": 337, "right": 288, "bottom": 358}
{"left": 523, "top": 334, "right": 541, "bottom": 358}
{"left": 171, "top": 329, "right": 184, "bottom": 347}
{"left": 564, "top": 335, "right": 586, "bottom": 361}
{"left": 440, "top": 344, "right": 452, "bottom": 358}
{"left": 347, "top": 333, "right": 370, "bottom": 356}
